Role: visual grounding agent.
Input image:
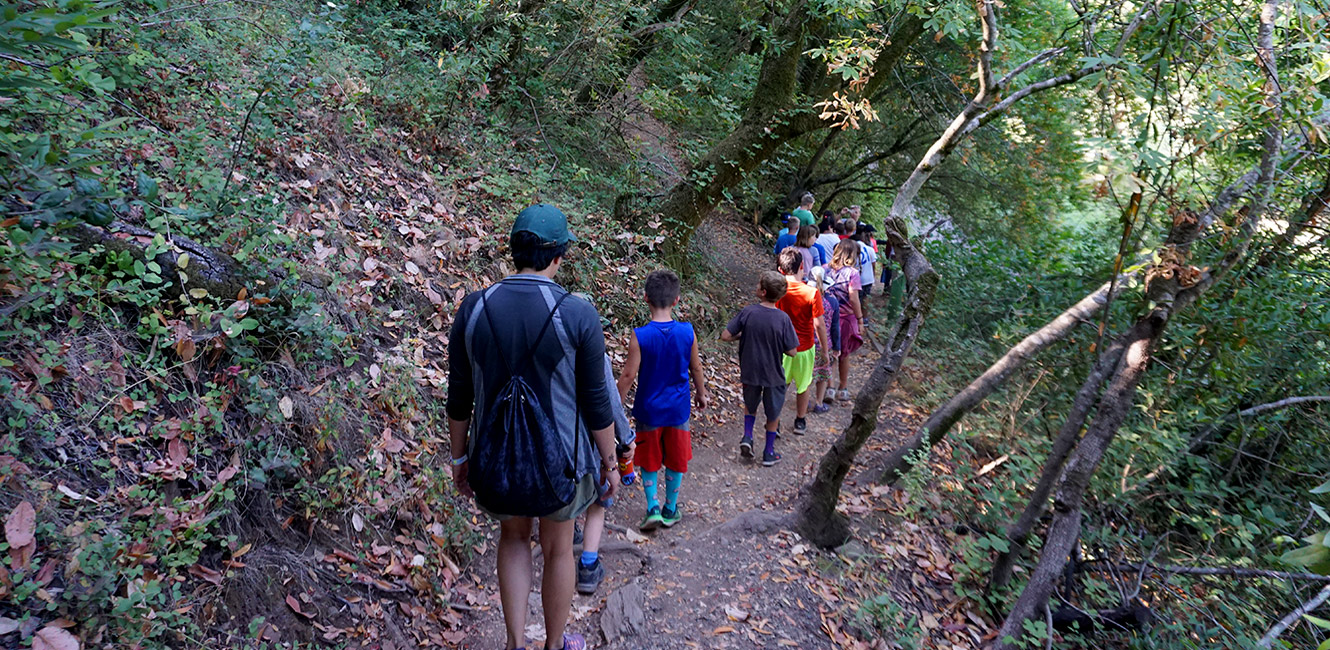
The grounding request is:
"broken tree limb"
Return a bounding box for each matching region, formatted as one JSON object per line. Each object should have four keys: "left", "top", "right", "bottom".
{"left": 1258, "top": 583, "right": 1330, "bottom": 648}
{"left": 67, "top": 220, "right": 274, "bottom": 303}
{"left": 1130, "top": 395, "right": 1330, "bottom": 490}
{"left": 877, "top": 274, "right": 1131, "bottom": 485}
{"left": 1099, "top": 562, "right": 1330, "bottom": 584}
{"left": 987, "top": 337, "right": 1127, "bottom": 594}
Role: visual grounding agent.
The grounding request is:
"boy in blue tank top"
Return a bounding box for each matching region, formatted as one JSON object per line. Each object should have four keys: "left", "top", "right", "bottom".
{"left": 617, "top": 270, "right": 710, "bottom": 531}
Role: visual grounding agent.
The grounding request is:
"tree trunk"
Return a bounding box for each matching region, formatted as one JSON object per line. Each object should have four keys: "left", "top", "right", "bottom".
{"left": 794, "top": 227, "right": 938, "bottom": 547}
{"left": 877, "top": 276, "right": 1128, "bottom": 485}
{"left": 987, "top": 337, "right": 1126, "bottom": 593}
{"left": 993, "top": 5, "right": 1285, "bottom": 638}
{"left": 993, "top": 319, "right": 1161, "bottom": 649}
{"left": 657, "top": 12, "right": 927, "bottom": 258}
{"left": 69, "top": 220, "right": 270, "bottom": 304}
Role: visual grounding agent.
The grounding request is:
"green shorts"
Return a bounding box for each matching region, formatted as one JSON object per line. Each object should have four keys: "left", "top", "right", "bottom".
{"left": 477, "top": 472, "right": 598, "bottom": 522}
{"left": 783, "top": 347, "right": 816, "bottom": 394}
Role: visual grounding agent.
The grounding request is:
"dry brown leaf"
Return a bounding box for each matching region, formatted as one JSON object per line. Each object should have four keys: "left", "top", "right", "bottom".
{"left": 5, "top": 501, "right": 35, "bottom": 548}
{"left": 32, "top": 626, "right": 79, "bottom": 650}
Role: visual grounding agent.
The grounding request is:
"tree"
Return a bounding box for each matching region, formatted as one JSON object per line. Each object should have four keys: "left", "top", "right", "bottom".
{"left": 991, "top": 2, "right": 1288, "bottom": 641}
{"left": 793, "top": 0, "right": 1149, "bottom": 548}
{"left": 654, "top": 3, "right": 927, "bottom": 258}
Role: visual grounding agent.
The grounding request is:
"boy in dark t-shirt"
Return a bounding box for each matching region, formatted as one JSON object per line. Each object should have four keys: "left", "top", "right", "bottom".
{"left": 721, "top": 270, "right": 800, "bottom": 466}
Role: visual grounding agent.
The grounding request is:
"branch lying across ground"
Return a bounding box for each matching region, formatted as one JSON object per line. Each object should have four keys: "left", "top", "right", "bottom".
{"left": 1098, "top": 562, "right": 1330, "bottom": 583}
{"left": 1259, "top": 583, "right": 1330, "bottom": 649}
{"left": 877, "top": 273, "right": 1133, "bottom": 484}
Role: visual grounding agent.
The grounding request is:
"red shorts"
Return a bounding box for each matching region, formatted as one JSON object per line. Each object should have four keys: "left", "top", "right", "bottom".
{"left": 634, "top": 426, "right": 692, "bottom": 473}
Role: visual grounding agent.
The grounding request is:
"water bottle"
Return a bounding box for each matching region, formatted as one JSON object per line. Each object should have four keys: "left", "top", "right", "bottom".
{"left": 598, "top": 478, "right": 614, "bottom": 508}
{"left": 616, "top": 442, "right": 636, "bottom": 486}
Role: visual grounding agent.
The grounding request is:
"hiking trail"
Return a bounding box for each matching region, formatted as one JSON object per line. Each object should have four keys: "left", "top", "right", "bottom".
{"left": 450, "top": 213, "right": 930, "bottom": 649}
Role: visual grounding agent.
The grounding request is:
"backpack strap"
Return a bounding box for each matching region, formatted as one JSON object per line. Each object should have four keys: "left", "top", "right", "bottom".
{"left": 477, "top": 284, "right": 572, "bottom": 378}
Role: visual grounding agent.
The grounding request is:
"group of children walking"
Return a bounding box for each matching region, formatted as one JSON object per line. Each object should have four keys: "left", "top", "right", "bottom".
{"left": 588, "top": 208, "right": 876, "bottom": 593}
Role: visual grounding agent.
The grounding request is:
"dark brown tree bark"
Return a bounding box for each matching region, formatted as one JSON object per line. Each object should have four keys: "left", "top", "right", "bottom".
{"left": 69, "top": 220, "right": 264, "bottom": 303}
{"left": 793, "top": 222, "right": 938, "bottom": 547}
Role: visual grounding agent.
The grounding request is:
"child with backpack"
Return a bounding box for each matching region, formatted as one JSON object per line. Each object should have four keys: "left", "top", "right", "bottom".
{"left": 617, "top": 270, "right": 710, "bottom": 531}
{"left": 722, "top": 270, "right": 800, "bottom": 466}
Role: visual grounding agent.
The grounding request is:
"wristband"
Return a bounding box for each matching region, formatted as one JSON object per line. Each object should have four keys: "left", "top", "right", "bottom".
{"left": 451, "top": 454, "right": 468, "bottom": 466}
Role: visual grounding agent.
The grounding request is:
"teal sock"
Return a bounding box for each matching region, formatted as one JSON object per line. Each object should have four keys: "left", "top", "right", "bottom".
{"left": 664, "top": 469, "right": 683, "bottom": 511}
{"left": 642, "top": 471, "right": 660, "bottom": 511}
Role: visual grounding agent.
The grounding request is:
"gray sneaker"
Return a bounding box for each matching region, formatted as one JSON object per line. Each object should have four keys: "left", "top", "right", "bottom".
{"left": 576, "top": 558, "right": 604, "bottom": 594}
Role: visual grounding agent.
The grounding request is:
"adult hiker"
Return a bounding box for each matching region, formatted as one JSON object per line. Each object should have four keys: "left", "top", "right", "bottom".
{"left": 792, "top": 191, "right": 817, "bottom": 227}
{"left": 447, "top": 204, "right": 620, "bottom": 650}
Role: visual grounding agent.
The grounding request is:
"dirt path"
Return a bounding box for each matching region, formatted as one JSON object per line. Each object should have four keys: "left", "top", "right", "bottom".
{"left": 448, "top": 213, "right": 920, "bottom": 649}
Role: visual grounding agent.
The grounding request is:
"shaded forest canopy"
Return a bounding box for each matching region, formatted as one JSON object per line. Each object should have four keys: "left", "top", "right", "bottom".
{"left": 1, "top": 0, "right": 1329, "bottom": 648}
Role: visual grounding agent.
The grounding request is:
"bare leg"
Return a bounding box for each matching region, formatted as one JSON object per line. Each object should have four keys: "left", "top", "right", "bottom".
{"left": 582, "top": 503, "right": 605, "bottom": 556}
{"left": 796, "top": 387, "right": 810, "bottom": 418}
{"left": 838, "top": 353, "right": 851, "bottom": 391}
{"left": 814, "top": 377, "right": 829, "bottom": 405}
{"left": 497, "top": 518, "right": 535, "bottom": 650}
{"left": 538, "top": 517, "right": 577, "bottom": 649}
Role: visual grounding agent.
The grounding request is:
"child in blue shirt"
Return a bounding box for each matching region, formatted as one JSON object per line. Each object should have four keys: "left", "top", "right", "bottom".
{"left": 617, "top": 270, "right": 710, "bottom": 531}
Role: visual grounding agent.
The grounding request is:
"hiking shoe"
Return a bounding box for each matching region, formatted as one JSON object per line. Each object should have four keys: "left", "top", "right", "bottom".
{"left": 572, "top": 523, "right": 584, "bottom": 546}
{"left": 793, "top": 417, "right": 808, "bottom": 435}
{"left": 740, "top": 435, "right": 754, "bottom": 459}
{"left": 811, "top": 403, "right": 831, "bottom": 414}
{"left": 639, "top": 507, "right": 664, "bottom": 531}
{"left": 575, "top": 558, "right": 604, "bottom": 594}
{"left": 558, "top": 634, "right": 587, "bottom": 650}
{"left": 660, "top": 506, "right": 682, "bottom": 528}
{"left": 762, "top": 450, "right": 782, "bottom": 467}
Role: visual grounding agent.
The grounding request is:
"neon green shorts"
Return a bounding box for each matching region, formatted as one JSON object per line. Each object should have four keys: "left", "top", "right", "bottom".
{"left": 783, "top": 347, "right": 816, "bottom": 394}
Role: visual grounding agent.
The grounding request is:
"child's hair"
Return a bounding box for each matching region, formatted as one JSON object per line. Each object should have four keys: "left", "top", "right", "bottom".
{"left": 834, "top": 218, "right": 853, "bottom": 236}
{"left": 800, "top": 192, "right": 814, "bottom": 207}
{"left": 758, "top": 270, "right": 788, "bottom": 301}
{"left": 644, "top": 269, "right": 681, "bottom": 308}
{"left": 777, "top": 248, "right": 803, "bottom": 275}
{"left": 819, "top": 217, "right": 834, "bottom": 233}
{"left": 808, "top": 264, "right": 827, "bottom": 294}
{"left": 796, "top": 225, "right": 817, "bottom": 248}
{"left": 832, "top": 239, "right": 860, "bottom": 268}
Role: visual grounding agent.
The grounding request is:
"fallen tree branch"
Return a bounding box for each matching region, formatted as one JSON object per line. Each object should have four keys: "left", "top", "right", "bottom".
{"left": 878, "top": 274, "right": 1131, "bottom": 484}
{"left": 1098, "top": 562, "right": 1330, "bottom": 583}
{"left": 1258, "top": 583, "right": 1330, "bottom": 648}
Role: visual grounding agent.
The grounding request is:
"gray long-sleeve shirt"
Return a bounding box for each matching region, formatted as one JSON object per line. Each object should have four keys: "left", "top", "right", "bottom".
{"left": 446, "top": 274, "right": 613, "bottom": 481}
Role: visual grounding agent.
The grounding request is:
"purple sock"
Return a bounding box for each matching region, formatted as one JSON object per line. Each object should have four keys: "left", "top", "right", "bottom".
{"left": 743, "top": 414, "right": 755, "bottom": 438}
{"left": 764, "top": 431, "right": 778, "bottom": 455}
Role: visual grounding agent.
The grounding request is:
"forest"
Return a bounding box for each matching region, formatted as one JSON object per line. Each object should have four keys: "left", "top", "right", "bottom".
{"left": 1, "top": 0, "right": 1328, "bottom": 648}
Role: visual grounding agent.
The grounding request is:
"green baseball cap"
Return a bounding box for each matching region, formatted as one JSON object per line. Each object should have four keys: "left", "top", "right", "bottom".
{"left": 511, "top": 203, "right": 578, "bottom": 247}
